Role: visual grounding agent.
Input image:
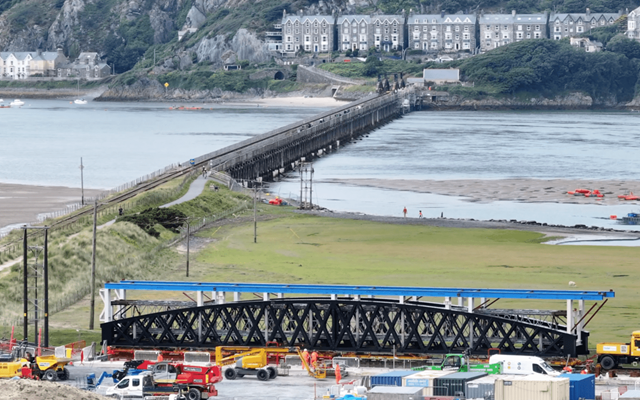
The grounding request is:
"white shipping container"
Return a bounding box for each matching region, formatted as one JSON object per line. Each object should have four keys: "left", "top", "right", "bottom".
{"left": 401, "top": 370, "right": 457, "bottom": 397}
{"left": 495, "top": 374, "right": 570, "bottom": 400}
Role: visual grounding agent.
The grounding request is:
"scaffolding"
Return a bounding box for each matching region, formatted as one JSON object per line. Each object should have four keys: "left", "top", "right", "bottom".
{"left": 299, "top": 162, "right": 314, "bottom": 210}
{"left": 22, "top": 226, "right": 49, "bottom": 347}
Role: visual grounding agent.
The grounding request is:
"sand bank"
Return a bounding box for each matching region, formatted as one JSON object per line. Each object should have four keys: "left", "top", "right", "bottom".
{"left": 0, "top": 182, "right": 103, "bottom": 230}
{"left": 329, "top": 178, "right": 640, "bottom": 205}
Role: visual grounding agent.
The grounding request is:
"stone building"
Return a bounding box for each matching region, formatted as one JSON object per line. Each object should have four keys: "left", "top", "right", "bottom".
{"left": 408, "top": 12, "right": 476, "bottom": 52}
{"left": 57, "top": 52, "right": 110, "bottom": 79}
{"left": 337, "top": 15, "right": 372, "bottom": 52}
{"left": 550, "top": 9, "right": 620, "bottom": 40}
{"left": 627, "top": 6, "right": 640, "bottom": 41}
{"left": 371, "top": 14, "right": 405, "bottom": 51}
{"left": 479, "top": 11, "right": 547, "bottom": 52}
{"left": 282, "top": 12, "right": 335, "bottom": 54}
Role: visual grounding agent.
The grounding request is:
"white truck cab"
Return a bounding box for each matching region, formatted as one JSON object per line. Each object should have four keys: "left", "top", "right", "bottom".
{"left": 105, "top": 371, "right": 151, "bottom": 399}
{"left": 489, "top": 355, "right": 560, "bottom": 376}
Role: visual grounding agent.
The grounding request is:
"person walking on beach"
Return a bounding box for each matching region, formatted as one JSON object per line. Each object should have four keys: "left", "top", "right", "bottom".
{"left": 403, "top": 207, "right": 407, "bottom": 218}
{"left": 419, "top": 210, "right": 423, "bottom": 218}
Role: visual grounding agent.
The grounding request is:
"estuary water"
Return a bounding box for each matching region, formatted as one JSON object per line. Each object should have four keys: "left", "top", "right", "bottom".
{"left": 2, "top": 101, "right": 640, "bottom": 232}
{"left": 0, "top": 99, "right": 326, "bottom": 189}
{"left": 266, "top": 110, "right": 640, "bottom": 232}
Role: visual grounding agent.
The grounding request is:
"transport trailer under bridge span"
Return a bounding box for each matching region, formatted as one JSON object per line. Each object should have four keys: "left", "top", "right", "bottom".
{"left": 100, "top": 281, "right": 614, "bottom": 357}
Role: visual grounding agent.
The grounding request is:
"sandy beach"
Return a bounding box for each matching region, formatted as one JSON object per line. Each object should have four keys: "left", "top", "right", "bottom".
{"left": 0, "top": 183, "right": 103, "bottom": 230}
{"left": 330, "top": 178, "right": 640, "bottom": 205}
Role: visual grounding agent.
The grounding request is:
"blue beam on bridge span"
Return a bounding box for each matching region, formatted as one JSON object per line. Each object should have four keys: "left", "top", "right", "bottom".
{"left": 104, "top": 281, "right": 615, "bottom": 301}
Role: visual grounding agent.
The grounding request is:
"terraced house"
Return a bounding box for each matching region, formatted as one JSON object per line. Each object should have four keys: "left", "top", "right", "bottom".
{"left": 479, "top": 11, "right": 548, "bottom": 51}
{"left": 0, "top": 49, "right": 67, "bottom": 79}
{"left": 337, "top": 15, "right": 372, "bottom": 52}
{"left": 371, "top": 15, "right": 406, "bottom": 52}
{"left": 282, "top": 13, "right": 335, "bottom": 54}
{"left": 550, "top": 9, "right": 621, "bottom": 40}
{"left": 408, "top": 12, "right": 477, "bottom": 52}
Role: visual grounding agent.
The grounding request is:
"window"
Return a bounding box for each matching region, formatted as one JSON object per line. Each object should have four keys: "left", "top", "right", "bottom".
{"left": 535, "top": 25, "right": 540, "bottom": 30}
{"left": 117, "top": 379, "right": 130, "bottom": 389}
{"left": 455, "top": 26, "right": 459, "bottom": 31}
{"left": 533, "top": 364, "right": 545, "bottom": 374}
{"left": 286, "top": 28, "right": 291, "bottom": 33}
{"left": 432, "top": 26, "right": 436, "bottom": 31}
{"left": 464, "top": 26, "right": 469, "bottom": 31}
{"left": 132, "top": 379, "right": 140, "bottom": 387}
{"left": 415, "top": 42, "right": 420, "bottom": 49}
{"left": 445, "top": 33, "right": 452, "bottom": 39}
{"left": 463, "top": 33, "right": 469, "bottom": 39}
{"left": 518, "top": 25, "right": 522, "bottom": 31}
{"left": 305, "top": 36, "right": 310, "bottom": 42}
{"left": 527, "top": 25, "right": 531, "bottom": 30}
{"left": 577, "top": 26, "right": 583, "bottom": 32}
{"left": 414, "top": 19, "right": 419, "bottom": 23}
{"left": 315, "top": 36, "right": 319, "bottom": 42}
{"left": 455, "top": 34, "right": 459, "bottom": 40}
{"left": 392, "top": 35, "right": 397, "bottom": 42}
{"left": 495, "top": 25, "right": 499, "bottom": 31}
{"left": 352, "top": 28, "right": 357, "bottom": 33}
{"left": 384, "top": 28, "right": 389, "bottom": 33}
{"left": 414, "top": 26, "right": 419, "bottom": 31}
{"left": 486, "top": 25, "right": 491, "bottom": 29}
{"left": 322, "top": 36, "right": 327, "bottom": 42}
{"left": 503, "top": 25, "right": 508, "bottom": 30}
{"left": 393, "top": 28, "right": 397, "bottom": 33}
{"left": 423, "top": 26, "right": 428, "bottom": 31}
{"left": 305, "top": 44, "right": 310, "bottom": 50}
{"left": 314, "top": 29, "right": 318, "bottom": 34}
{"left": 295, "top": 37, "right": 299, "bottom": 42}
{"left": 446, "top": 25, "right": 451, "bottom": 31}
{"left": 360, "top": 28, "right": 366, "bottom": 33}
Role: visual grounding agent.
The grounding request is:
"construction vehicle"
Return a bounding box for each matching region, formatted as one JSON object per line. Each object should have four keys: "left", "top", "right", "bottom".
{"left": 0, "top": 344, "right": 71, "bottom": 381}
{"left": 215, "top": 347, "right": 279, "bottom": 381}
{"left": 105, "top": 363, "right": 221, "bottom": 400}
{"left": 597, "top": 330, "right": 640, "bottom": 370}
{"left": 412, "top": 354, "right": 501, "bottom": 374}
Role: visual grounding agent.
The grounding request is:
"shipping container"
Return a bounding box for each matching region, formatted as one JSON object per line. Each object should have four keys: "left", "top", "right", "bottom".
{"left": 401, "top": 369, "right": 457, "bottom": 397}
{"left": 495, "top": 374, "right": 570, "bottom": 400}
{"left": 370, "top": 370, "right": 416, "bottom": 387}
{"left": 434, "top": 371, "right": 488, "bottom": 397}
{"left": 367, "top": 385, "right": 425, "bottom": 400}
{"left": 559, "top": 373, "right": 595, "bottom": 400}
{"left": 465, "top": 374, "right": 524, "bottom": 400}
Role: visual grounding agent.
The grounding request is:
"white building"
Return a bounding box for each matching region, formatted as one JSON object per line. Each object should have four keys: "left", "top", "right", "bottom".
{"left": 282, "top": 13, "right": 335, "bottom": 54}
{"left": 0, "top": 50, "right": 67, "bottom": 79}
{"left": 628, "top": 6, "right": 640, "bottom": 41}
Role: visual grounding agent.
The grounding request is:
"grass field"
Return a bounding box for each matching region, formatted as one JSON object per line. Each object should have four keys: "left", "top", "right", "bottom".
{"left": 15, "top": 190, "right": 638, "bottom": 350}
{"left": 189, "top": 212, "right": 638, "bottom": 346}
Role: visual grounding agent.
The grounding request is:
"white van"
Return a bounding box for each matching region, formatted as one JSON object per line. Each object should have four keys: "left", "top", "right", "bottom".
{"left": 489, "top": 355, "right": 560, "bottom": 376}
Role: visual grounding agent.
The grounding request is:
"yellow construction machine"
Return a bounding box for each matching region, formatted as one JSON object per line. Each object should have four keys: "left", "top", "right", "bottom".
{"left": 597, "top": 330, "right": 640, "bottom": 370}
{"left": 0, "top": 345, "right": 72, "bottom": 381}
{"left": 214, "top": 346, "right": 329, "bottom": 380}
{"left": 215, "top": 347, "right": 282, "bottom": 381}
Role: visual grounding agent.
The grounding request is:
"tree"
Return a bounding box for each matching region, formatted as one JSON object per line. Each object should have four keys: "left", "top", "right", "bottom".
{"left": 607, "top": 36, "right": 640, "bottom": 60}
{"left": 363, "top": 56, "right": 383, "bottom": 77}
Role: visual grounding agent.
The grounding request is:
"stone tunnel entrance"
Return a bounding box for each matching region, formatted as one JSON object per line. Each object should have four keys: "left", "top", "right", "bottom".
{"left": 274, "top": 71, "right": 285, "bottom": 80}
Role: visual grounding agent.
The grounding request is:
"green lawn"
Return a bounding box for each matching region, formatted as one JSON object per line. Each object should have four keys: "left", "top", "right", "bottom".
{"left": 27, "top": 202, "right": 639, "bottom": 349}
{"left": 190, "top": 213, "right": 637, "bottom": 345}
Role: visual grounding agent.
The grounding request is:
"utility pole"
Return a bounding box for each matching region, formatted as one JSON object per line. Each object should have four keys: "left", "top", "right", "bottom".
{"left": 80, "top": 157, "right": 84, "bottom": 205}
{"left": 89, "top": 200, "right": 97, "bottom": 330}
{"left": 154, "top": 48, "right": 156, "bottom": 66}
{"left": 186, "top": 221, "right": 190, "bottom": 277}
{"left": 253, "top": 183, "right": 257, "bottom": 244}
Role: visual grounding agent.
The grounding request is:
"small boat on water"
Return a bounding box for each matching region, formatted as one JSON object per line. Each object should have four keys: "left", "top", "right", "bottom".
{"left": 9, "top": 99, "right": 24, "bottom": 107}
{"left": 74, "top": 99, "right": 88, "bottom": 105}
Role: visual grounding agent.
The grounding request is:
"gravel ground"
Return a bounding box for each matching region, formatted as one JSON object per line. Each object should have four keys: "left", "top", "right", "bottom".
{"left": 0, "top": 378, "right": 110, "bottom": 399}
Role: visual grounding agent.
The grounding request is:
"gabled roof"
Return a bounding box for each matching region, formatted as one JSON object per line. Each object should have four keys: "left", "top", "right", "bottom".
{"left": 0, "top": 51, "right": 61, "bottom": 61}
{"left": 337, "top": 15, "right": 371, "bottom": 25}
{"left": 549, "top": 12, "right": 619, "bottom": 23}
{"left": 514, "top": 14, "right": 547, "bottom": 23}
{"left": 479, "top": 14, "right": 516, "bottom": 24}
{"left": 371, "top": 14, "right": 405, "bottom": 24}
{"left": 283, "top": 15, "right": 335, "bottom": 25}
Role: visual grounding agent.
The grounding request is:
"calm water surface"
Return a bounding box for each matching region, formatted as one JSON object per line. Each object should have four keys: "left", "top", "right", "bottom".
{"left": 3, "top": 103, "right": 640, "bottom": 233}
{"left": 0, "top": 99, "right": 326, "bottom": 189}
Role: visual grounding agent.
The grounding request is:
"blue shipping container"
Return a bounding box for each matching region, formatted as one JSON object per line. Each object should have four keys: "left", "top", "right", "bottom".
{"left": 560, "top": 373, "right": 596, "bottom": 400}
{"left": 370, "top": 371, "right": 416, "bottom": 387}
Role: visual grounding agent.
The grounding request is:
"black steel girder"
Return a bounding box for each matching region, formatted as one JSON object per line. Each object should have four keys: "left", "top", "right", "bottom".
{"left": 101, "top": 298, "right": 587, "bottom": 357}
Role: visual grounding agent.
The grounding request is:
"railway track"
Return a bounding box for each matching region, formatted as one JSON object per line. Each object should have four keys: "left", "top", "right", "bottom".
{"left": 0, "top": 92, "right": 398, "bottom": 252}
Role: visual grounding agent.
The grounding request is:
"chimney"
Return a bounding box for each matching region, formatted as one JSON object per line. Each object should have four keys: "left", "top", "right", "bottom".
{"left": 586, "top": 7, "right": 590, "bottom": 16}
{"left": 512, "top": 9, "right": 516, "bottom": 17}
{"left": 56, "top": 48, "right": 64, "bottom": 57}
{"left": 283, "top": 9, "right": 286, "bottom": 19}
{"left": 441, "top": 10, "right": 445, "bottom": 18}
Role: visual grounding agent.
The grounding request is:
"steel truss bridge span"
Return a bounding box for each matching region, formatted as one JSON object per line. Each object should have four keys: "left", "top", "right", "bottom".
{"left": 101, "top": 298, "right": 587, "bottom": 357}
